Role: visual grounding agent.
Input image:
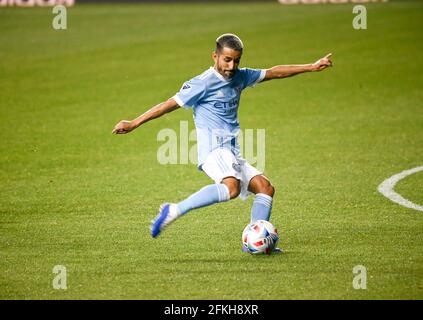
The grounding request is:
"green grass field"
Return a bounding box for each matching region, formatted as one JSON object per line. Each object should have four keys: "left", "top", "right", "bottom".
{"left": 1, "top": 1, "right": 422, "bottom": 300}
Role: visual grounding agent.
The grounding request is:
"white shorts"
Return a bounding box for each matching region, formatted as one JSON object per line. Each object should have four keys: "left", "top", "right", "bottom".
{"left": 201, "top": 148, "right": 263, "bottom": 200}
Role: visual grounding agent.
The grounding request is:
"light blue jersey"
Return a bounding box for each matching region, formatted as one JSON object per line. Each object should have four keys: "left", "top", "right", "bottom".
{"left": 173, "top": 67, "right": 266, "bottom": 169}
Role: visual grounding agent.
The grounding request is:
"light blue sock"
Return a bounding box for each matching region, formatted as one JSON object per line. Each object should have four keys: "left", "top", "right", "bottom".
{"left": 250, "top": 193, "right": 273, "bottom": 222}
{"left": 177, "top": 184, "right": 230, "bottom": 215}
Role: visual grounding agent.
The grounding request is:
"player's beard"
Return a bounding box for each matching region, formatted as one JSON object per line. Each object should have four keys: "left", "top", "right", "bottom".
{"left": 225, "top": 69, "right": 236, "bottom": 78}
{"left": 216, "top": 62, "right": 236, "bottom": 79}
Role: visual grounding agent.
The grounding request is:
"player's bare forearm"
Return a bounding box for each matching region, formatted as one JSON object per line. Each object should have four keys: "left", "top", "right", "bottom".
{"left": 264, "top": 64, "right": 313, "bottom": 80}
{"left": 263, "top": 53, "right": 333, "bottom": 81}
{"left": 112, "top": 98, "right": 180, "bottom": 134}
{"left": 131, "top": 98, "right": 180, "bottom": 129}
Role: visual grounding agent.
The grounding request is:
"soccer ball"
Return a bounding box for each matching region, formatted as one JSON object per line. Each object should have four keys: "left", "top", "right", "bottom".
{"left": 242, "top": 220, "right": 279, "bottom": 255}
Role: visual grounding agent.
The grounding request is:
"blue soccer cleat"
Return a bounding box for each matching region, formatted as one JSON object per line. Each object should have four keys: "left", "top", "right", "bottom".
{"left": 150, "top": 203, "right": 180, "bottom": 238}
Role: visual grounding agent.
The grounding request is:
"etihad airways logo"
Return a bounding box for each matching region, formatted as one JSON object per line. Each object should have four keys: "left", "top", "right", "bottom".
{"left": 213, "top": 100, "right": 239, "bottom": 110}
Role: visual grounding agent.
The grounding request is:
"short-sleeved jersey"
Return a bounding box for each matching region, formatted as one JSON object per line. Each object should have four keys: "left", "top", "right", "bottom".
{"left": 173, "top": 66, "right": 266, "bottom": 169}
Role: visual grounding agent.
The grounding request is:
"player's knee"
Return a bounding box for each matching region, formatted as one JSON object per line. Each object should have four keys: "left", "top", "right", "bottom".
{"left": 266, "top": 184, "right": 275, "bottom": 197}
{"left": 259, "top": 181, "right": 275, "bottom": 197}
{"left": 254, "top": 177, "right": 275, "bottom": 197}
{"left": 229, "top": 185, "right": 241, "bottom": 199}
{"left": 223, "top": 178, "right": 241, "bottom": 199}
{"left": 228, "top": 182, "right": 241, "bottom": 199}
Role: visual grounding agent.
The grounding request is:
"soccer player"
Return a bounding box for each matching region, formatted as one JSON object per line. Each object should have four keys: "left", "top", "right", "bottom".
{"left": 112, "top": 34, "right": 332, "bottom": 250}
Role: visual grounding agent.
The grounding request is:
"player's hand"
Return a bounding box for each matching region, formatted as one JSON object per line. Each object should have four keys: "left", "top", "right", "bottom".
{"left": 311, "top": 53, "right": 333, "bottom": 71}
{"left": 112, "top": 120, "right": 134, "bottom": 134}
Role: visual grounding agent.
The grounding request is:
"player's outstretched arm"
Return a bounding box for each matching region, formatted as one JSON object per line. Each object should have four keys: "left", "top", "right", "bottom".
{"left": 262, "top": 53, "right": 333, "bottom": 81}
{"left": 112, "top": 98, "right": 180, "bottom": 134}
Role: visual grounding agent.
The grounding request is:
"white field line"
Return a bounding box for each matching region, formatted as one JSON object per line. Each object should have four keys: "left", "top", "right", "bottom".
{"left": 378, "top": 166, "right": 423, "bottom": 212}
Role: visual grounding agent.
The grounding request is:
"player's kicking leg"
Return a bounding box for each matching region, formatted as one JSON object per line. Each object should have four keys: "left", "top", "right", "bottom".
{"left": 150, "top": 177, "right": 240, "bottom": 238}
{"left": 245, "top": 174, "right": 282, "bottom": 253}
{"left": 248, "top": 174, "right": 275, "bottom": 222}
{"left": 151, "top": 148, "right": 242, "bottom": 238}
